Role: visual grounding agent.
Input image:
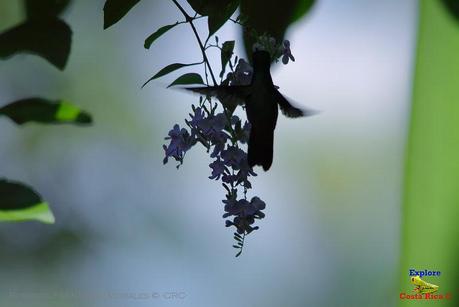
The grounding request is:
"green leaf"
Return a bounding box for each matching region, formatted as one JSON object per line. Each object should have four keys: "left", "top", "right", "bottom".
{"left": 220, "top": 40, "right": 235, "bottom": 78}
{"left": 167, "top": 73, "right": 204, "bottom": 88}
{"left": 399, "top": 0, "right": 459, "bottom": 303}
{"left": 142, "top": 62, "right": 202, "bottom": 88}
{"left": 187, "top": 0, "right": 240, "bottom": 36}
{"left": 144, "top": 23, "right": 179, "bottom": 49}
{"left": 24, "top": 0, "right": 71, "bottom": 19}
{"left": 207, "top": 1, "right": 239, "bottom": 36}
{"left": 291, "top": 0, "right": 315, "bottom": 23}
{"left": 441, "top": 0, "right": 459, "bottom": 21}
{"left": 0, "top": 179, "right": 55, "bottom": 224}
{"left": 0, "top": 98, "right": 92, "bottom": 125}
{"left": 0, "top": 19, "right": 72, "bottom": 70}
{"left": 103, "top": 0, "right": 142, "bottom": 29}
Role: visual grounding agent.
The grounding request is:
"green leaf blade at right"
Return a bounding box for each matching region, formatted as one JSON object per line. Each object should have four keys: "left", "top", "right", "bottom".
{"left": 399, "top": 1, "right": 459, "bottom": 305}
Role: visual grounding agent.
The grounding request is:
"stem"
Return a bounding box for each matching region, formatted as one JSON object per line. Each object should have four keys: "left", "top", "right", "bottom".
{"left": 172, "top": 0, "right": 217, "bottom": 85}
{"left": 239, "top": 233, "right": 246, "bottom": 255}
{"left": 171, "top": 1, "right": 239, "bottom": 147}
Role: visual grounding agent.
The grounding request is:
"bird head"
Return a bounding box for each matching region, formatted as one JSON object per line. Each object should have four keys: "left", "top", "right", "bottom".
{"left": 252, "top": 50, "right": 271, "bottom": 70}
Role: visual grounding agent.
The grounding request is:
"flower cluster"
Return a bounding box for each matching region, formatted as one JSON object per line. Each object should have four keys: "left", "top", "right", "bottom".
{"left": 163, "top": 95, "right": 264, "bottom": 252}
{"left": 162, "top": 124, "right": 196, "bottom": 167}
{"left": 223, "top": 196, "right": 266, "bottom": 234}
{"left": 161, "top": 30, "right": 296, "bottom": 256}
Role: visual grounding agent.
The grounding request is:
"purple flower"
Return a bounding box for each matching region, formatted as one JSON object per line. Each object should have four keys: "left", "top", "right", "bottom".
{"left": 209, "top": 158, "right": 227, "bottom": 180}
{"left": 240, "top": 121, "right": 251, "bottom": 144}
{"left": 282, "top": 40, "right": 295, "bottom": 65}
{"left": 187, "top": 107, "right": 206, "bottom": 129}
{"left": 236, "top": 157, "right": 257, "bottom": 187}
{"left": 223, "top": 195, "right": 266, "bottom": 234}
{"left": 163, "top": 124, "right": 195, "bottom": 166}
{"left": 223, "top": 197, "right": 265, "bottom": 218}
{"left": 226, "top": 216, "right": 259, "bottom": 234}
{"left": 221, "top": 146, "right": 246, "bottom": 169}
{"left": 247, "top": 197, "right": 265, "bottom": 218}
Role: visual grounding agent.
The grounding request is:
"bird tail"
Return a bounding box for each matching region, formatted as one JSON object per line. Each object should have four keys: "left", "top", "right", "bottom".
{"left": 248, "top": 125, "right": 274, "bottom": 171}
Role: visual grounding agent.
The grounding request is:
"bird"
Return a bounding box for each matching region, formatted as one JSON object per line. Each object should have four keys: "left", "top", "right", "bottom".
{"left": 185, "top": 50, "right": 316, "bottom": 171}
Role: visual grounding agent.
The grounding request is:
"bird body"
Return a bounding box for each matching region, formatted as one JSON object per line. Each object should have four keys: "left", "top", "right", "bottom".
{"left": 186, "top": 50, "right": 315, "bottom": 171}
{"left": 245, "top": 51, "right": 279, "bottom": 170}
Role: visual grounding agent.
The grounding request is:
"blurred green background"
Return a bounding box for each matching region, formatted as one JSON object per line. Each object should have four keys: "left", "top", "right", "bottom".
{"left": 2, "top": 0, "right": 456, "bottom": 306}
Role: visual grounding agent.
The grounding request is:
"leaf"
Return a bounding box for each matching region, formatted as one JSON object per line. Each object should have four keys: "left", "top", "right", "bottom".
{"left": 399, "top": 0, "right": 459, "bottom": 301}
{"left": 187, "top": 0, "right": 240, "bottom": 36}
{"left": 0, "top": 18, "right": 72, "bottom": 70}
{"left": 167, "top": 73, "right": 204, "bottom": 88}
{"left": 24, "top": 0, "right": 71, "bottom": 19}
{"left": 0, "top": 98, "right": 92, "bottom": 125}
{"left": 441, "top": 0, "right": 459, "bottom": 21}
{"left": 291, "top": 0, "right": 315, "bottom": 23}
{"left": 142, "top": 62, "right": 202, "bottom": 88}
{"left": 144, "top": 23, "right": 179, "bottom": 49}
{"left": 207, "top": 1, "right": 239, "bottom": 36}
{"left": 235, "top": 250, "right": 242, "bottom": 257}
{"left": 0, "top": 179, "right": 55, "bottom": 224}
{"left": 103, "top": 0, "right": 142, "bottom": 29}
{"left": 220, "top": 40, "right": 235, "bottom": 78}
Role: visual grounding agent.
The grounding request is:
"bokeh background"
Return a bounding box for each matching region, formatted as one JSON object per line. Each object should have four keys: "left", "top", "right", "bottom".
{"left": 0, "top": 0, "right": 418, "bottom": 306}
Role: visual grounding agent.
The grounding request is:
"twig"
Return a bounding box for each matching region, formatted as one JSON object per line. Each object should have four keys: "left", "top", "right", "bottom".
{"left": 171, "top": 0, "right": 217, "bottom": 86}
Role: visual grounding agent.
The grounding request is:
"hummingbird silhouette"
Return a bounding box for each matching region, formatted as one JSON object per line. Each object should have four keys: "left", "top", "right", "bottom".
{"left": 186, "top": 50, "right": 316, "bottom": 171}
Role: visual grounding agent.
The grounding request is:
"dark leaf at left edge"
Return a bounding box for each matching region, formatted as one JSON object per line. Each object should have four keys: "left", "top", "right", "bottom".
{"left": 24, "top": 0, "right": 71, "bottom": 19}
{"left": 0, "top": 179, "right": 55, "bottom": 224}
{"left": 0, "top": 98, "right": 92, "bottom": 125}
{"left": 0, "top": 18, "right": 72, "bottom": 70}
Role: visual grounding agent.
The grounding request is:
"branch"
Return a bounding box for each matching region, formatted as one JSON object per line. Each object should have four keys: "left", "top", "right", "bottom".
{"left": 171, "top": 0, "right": 217, "bottom": 86}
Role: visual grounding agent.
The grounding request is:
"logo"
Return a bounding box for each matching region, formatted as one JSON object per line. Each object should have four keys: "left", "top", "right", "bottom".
{"left": 399, "top": 268, "right": 452, "bottom": 300}
{"left": 410, "top": 275, "right": 438, "bottom": 294}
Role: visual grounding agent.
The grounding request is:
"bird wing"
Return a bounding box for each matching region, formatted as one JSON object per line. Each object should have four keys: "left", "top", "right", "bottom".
{"left": 275, "top": 90, "right": 318, "bottom": 118}
{"left": 184, "top": 85, "right": 251, "bottom": 113}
